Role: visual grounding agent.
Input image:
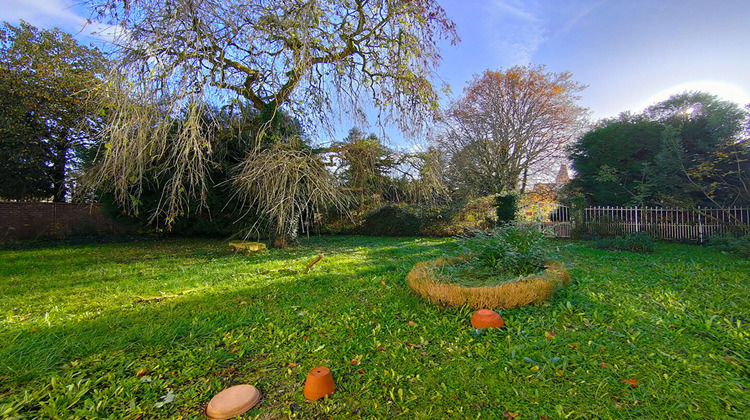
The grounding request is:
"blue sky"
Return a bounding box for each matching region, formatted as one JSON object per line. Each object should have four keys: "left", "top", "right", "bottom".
{"left": 3, "top": 0, "right": 749, "bottom": 126}
{"left": 438, "top": 0, "right": 749, "bottom": 119}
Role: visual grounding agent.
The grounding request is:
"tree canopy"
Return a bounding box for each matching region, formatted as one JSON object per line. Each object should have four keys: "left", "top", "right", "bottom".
{"left": 568, "top": 92, "right": 750, "bottom": 207}
{"left": 0, "top": 21, "right": 105, "bottom": 202}
{"left": 82, "top": 0, "right": 459, "bottom": 235}
{"left": 436, "top": 65, "right": 587, "bottom": 198}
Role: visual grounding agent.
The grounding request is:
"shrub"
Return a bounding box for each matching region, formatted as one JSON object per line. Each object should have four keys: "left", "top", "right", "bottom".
{"left": 456, "top": 224, "right": 551, "bottom": 280}
{"left": 418, "top": 196, "right": 497, "bottom": 237}
{"left": 707, "top": 234, "right": 750, "bottom": 258}
{"left": 347, "top": 197, "right": 498, "bottom": 237}
{"left": 593, "top": 232, "right": 655, "bottom": 253}
{"left": 495, "top": 192, "right": 518, "bottom": 224}
{"left": 359, "top": 205, "right": 423, "bottom": 236}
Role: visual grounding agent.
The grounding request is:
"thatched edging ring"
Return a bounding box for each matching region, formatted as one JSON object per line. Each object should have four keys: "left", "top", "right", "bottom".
{"left": 406, "top": 258, "right": 570, "bottom": 310}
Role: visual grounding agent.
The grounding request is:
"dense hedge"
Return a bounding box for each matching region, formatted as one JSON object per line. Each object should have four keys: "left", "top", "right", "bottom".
{"left": 495, "top": 192, "right": 518, "bottom": 224}
{"left": 355, "top": 196, "right": 498, "bottom": 237}
{"left": 359, "top": 205, "right": 423, "bottom": 236}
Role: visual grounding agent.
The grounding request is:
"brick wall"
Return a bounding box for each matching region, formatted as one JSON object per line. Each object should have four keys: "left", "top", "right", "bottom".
{"left": 0, "top": 202, "right": 135, "bottom": 241}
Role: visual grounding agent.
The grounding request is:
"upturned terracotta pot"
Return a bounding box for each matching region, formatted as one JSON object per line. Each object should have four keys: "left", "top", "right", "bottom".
{"left": 471, "top": 309, "right": 505, "bottom": 329}
{"left": 303, "top": 366, "right": 335, "bottom": 400}
{"left": 205, "top": 384, "right": 261, "bottom": 420}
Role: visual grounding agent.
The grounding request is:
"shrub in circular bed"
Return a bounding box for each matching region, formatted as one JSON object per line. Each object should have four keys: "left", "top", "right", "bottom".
{"left": 406, "top": 225, "right": 570, "bottom": 309}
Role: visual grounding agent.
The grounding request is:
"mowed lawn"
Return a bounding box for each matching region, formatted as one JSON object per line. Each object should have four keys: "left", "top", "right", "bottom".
{"left": 0, "top": 236, "right": 748, "bottom": 419}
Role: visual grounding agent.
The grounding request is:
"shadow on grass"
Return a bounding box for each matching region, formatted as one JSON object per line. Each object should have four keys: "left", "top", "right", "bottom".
{"left": 0, "top": 235, "right": 456, "bottom": 390}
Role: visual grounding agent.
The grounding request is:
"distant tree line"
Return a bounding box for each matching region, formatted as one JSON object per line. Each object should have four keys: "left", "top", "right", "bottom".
{"left": 5, "top": 7, "right": 747, "bottom": 249}
{"left": 567, "top": 92, "right": 750, "bottom": 208}
{"left": 0, "top": 21, "right": 105, "bottom": 202}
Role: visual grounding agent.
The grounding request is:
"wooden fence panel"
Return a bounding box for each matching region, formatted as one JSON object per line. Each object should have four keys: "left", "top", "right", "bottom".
{"left": 582, "top": 205, "right": 749, "bottom": 242}
{"left": 519, "top": 202, "right": 750, "bottom": 242}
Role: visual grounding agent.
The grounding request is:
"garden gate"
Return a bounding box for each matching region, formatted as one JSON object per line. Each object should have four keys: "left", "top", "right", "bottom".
{"left": 518, "top": 202, "right": 571, "bottom": 237}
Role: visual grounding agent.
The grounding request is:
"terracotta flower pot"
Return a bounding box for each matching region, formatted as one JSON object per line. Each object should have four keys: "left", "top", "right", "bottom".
{"left": 205, "top": 384, "right": 261, "bottom": 420}
{"left": 471, "top": 309, "right": 505, "bottom": 329}
{"left": 303, "top": 366, "right": 335, "bottom": 400}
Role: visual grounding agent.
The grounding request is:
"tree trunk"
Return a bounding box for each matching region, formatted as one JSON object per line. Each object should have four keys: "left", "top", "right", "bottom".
{"left": 52, "top": 136, "right": 69, "bottom": 203}
{"left": 271, "top": 209, "right": 299, "bottom": 248}
{"left": 520, "top": 166, "right": 529, "bottom": 195}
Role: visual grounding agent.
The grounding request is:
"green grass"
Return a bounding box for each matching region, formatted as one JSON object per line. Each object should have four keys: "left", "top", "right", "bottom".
{"left": 0, "top": 236, "right": 748, "bottom": 419}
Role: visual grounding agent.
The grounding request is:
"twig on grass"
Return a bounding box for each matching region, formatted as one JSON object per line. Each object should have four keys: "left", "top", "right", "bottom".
{"left": 133, "top": 289, "right": 197, "bottom": 304}
{"left": 304, "top": 253, "right": 324, "bottom": 274}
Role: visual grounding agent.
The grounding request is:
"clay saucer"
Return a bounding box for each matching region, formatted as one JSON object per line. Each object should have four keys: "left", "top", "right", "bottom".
{"left": 205, "top": 384, "right": 261, "bottom": 420}
{"left": 471, "top": 309, "right": 505, "bottom": 329}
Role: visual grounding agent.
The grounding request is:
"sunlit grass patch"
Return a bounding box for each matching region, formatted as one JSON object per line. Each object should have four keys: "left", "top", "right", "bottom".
{"left": 0, "top": 237, "right": 748, "bottom": 418}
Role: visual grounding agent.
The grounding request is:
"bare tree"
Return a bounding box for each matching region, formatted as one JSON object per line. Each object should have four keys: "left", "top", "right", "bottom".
{"left": 82, "top": 0, "right": 458, "bottom": 235}
{"left": 436, "top": 65, "right": 587, "bottom": 197}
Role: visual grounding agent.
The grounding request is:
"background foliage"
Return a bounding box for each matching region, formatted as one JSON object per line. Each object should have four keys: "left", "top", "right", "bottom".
{"left": 568, "top": 92, "right": 750, "bottom": 207}
{"left": 0, "top": 21, "right": 105, "bottom": 202}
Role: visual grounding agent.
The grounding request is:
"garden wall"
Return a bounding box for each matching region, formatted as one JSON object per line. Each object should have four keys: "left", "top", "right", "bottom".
{"left": 0, "top": 202, "right": 134, "bottom": 242}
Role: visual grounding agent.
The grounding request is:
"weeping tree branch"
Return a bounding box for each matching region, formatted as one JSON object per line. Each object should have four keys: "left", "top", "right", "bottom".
{"left": 82, "top": 0, "right": 458, "bottom": 229}
{"left": 232, "top": 142, "right": 351, "bottom": 243}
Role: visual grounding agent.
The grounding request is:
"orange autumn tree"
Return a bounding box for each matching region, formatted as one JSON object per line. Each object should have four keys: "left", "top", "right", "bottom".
{"left": 438, "top": 65, "right": 587, "bottom": 197}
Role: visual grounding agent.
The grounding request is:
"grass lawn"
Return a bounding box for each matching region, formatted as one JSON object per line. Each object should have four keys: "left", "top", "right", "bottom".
{"left": 0, "top": 236, "right": 748, "bottom": 419}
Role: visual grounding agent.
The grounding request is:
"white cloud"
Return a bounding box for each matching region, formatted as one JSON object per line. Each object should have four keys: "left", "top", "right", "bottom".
{"left": 482, "top": 0, "right": 548, "bottom": 65}
{"left": 0, "top": 0, "right": 124, "bottom": 47}
{"left": 556, "top": 1, "right": 605, "bottom": 37}
{"left": 0, "top": 0, "right": 88, "bottom": 32}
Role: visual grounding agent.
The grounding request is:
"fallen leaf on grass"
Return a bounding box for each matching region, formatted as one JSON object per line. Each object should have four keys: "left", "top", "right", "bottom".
{"left": 620, "top": 378, "right": 639, "bottom": 387}
{"left": 540, "top": 416, "right": 550, "bottom": 420}
{"left": 406, "top": 343, "right": 422, "bottom": 349}
{"left": 408, "top": 321, "right": 416, "bottom": 326}
{"left": 289, "top": 362, "right": 297, "bottom": 367}
{"left": 545, "top": 331, "right": 556, "bottom": 340}
{"left": 377, "top": 346, "right": 386, "bottom": 351}
{"left": 503, "top": 412, "right": 519, "bottom": 419}
{"left": 358, "top": 369, "right": 365, "bottom": 375}
{"left": 351, "top": 359, "right": 359, "bottom": 365}
{"left": 154, "top": 391, "right": 175, "bottom": 409}
{"left": 137, "top": 369, "right": 148, "bottom": 377}
{"left": 381, "top": 280, "right": 386, "bottom": 286}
